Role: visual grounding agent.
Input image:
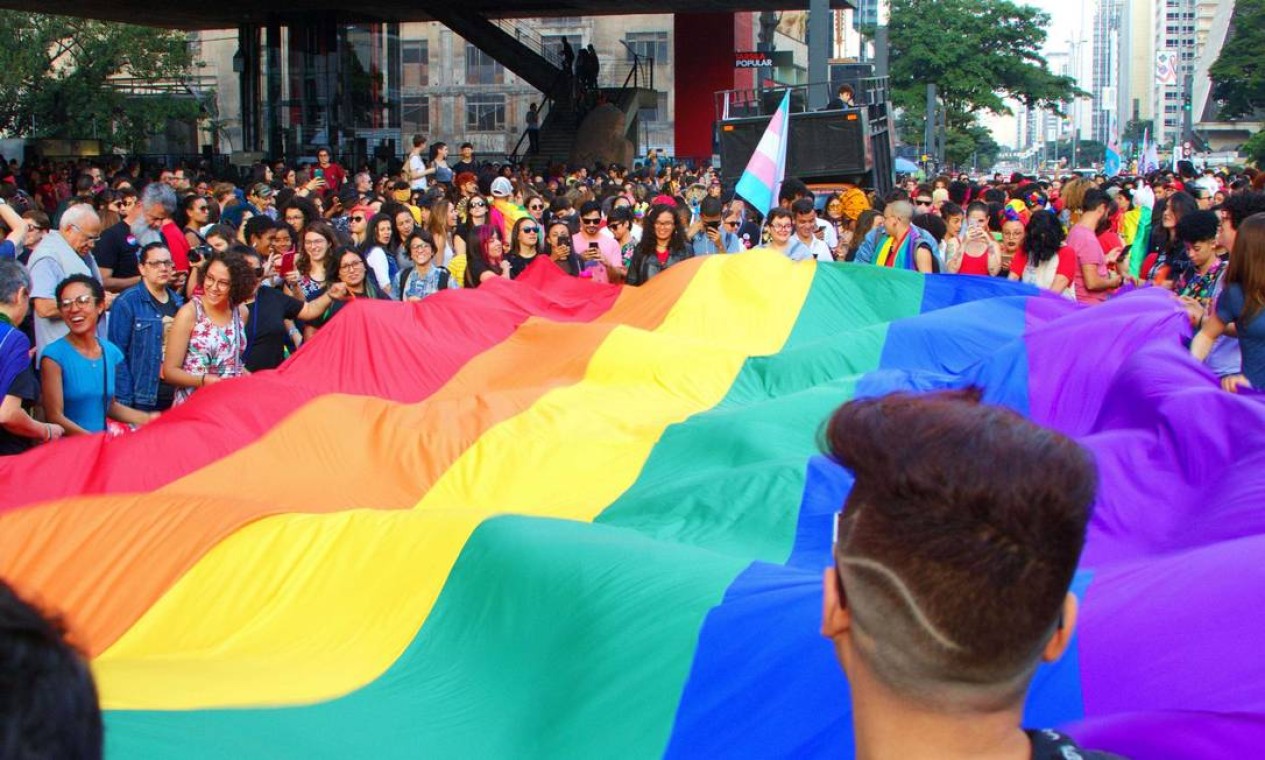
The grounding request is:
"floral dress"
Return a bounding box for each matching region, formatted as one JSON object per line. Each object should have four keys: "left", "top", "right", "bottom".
{"left": 173, "top": 297, "right": 246, "bottom": 406}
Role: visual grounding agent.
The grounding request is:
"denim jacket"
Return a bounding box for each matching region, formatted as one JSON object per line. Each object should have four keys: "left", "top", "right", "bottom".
{"left": 107, "top": 283, "right": 183, "bottom": 409}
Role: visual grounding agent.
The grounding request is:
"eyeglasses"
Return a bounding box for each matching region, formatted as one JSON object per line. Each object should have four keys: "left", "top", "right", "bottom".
{"left": 57, "top": 294, "right": 96, "bottom": 310}
{"left": 770, "top": 223, "right": 794, "bottom": 231}
{"left": 340, "top": 260, "right": 365, "bottom": 271}
{"left": 581, "top": 216, "right": 602, "bottom": 225}
{"left": 146, "top": 259, "right": 175, "bottom": 268}
{"left": 68, "top": 223, "right": 100, "bottom": 242}
{"left": 529, "top": 204, "right": 544, "bottom": 210}
{"left": 203, "top": 276, "right": 231, "bottom": 291}
{"left": 470, "top": 200, "right": 487, "bottom": 208}
{"left": 521, "top": 227, "right": 538, "bottom": 234}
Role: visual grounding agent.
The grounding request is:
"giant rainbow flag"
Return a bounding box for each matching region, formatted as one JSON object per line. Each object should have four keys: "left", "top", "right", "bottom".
{"left": 1, "top": 251, "right": 1262, "bottom": 758}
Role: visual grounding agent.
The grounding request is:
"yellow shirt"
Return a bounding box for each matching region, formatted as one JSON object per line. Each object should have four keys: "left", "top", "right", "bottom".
{"left": 447, "top": 253, "right": 468, "bottom": 288}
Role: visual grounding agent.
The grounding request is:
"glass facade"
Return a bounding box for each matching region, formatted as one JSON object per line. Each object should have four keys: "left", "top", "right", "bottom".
{"left": 248, "top": 18, "right": 402, "bottom": 167}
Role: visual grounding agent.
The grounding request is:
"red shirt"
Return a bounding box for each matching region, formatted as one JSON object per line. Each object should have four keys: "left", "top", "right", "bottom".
{"left": 318, "top": 162, "right": 347, "bottom": 193}
{"left": 1010, "top": 245, "right": 1077, "bottom": 288}
{"left": 161, "top": 220, "right": 191, "bottom": 271}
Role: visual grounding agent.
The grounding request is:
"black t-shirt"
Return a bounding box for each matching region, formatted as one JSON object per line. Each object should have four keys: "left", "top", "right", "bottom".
{"left": 0, "top": 363, "right": 37, "bottom": 456}
{"left": 244, "top": 286, "right": 305, "bottom": 373}
{"left": 94, "top": 220, "right": 141, "bottom": 280}
{"left": 451, "top": 160, "right": 477, "bottom": 177}
{"left": 149, "top": 292, "right": 180, "bottom": 410}
{"left": 507, "top": 252, "right": 540, "bottom": 279}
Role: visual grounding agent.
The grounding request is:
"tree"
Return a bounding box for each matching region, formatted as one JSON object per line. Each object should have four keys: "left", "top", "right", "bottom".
{"left": 1242, "top": 130, "right": 1265, "bottom": 166}
{"left": 1210, "top": 0, "right": 1265, "bottom": 119}
{"left": 887, "top": 0, "right": 1085, "bottom": 171}
{"left": 0, "top": 13, "right": 207, "bottom": 153}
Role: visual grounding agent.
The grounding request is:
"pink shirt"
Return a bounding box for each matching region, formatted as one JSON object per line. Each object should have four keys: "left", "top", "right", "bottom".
{"left": 572, "top": 230, "right": 622, "bottom": 269}
{"left": 1067, "top": 225, "right": 1107, "bottom": 305}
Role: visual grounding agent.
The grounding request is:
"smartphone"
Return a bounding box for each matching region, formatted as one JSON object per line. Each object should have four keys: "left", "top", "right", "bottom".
{"left": 278, "top": 251, "right": 296, "bottom": 277}
{"left": 705, "top": 220, "right": 720, "bottom": 231}
{"left": 314, "top": 168, "right": 324, "bottom": 179}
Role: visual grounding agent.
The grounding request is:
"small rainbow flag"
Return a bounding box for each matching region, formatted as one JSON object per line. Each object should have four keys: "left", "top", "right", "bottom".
{"left": 1, "top": 253, "right": 1262, "bottom": 758}
{"left": 734, "top": 90, "right": 791, "bottom": 217}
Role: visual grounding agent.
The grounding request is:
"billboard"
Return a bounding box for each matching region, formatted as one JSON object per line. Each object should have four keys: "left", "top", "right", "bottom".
{"left": 1155, "top": 51, "right": 1179, "bottom": 86}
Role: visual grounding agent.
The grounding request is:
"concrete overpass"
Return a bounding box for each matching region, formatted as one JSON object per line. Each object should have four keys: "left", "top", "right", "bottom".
{"left": 0, "top": 0, "right": 850, "bottom": 165}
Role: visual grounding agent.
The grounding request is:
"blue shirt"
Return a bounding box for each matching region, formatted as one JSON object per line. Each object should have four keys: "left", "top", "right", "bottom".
{"left": 1216, "top": 282, "right": 1265, "bottom": 388}
{"left": 689, "top": 229, "right": 743, "bottom": 255}
{"left": 41, "top": 337, "right": 124, "bottom": 433}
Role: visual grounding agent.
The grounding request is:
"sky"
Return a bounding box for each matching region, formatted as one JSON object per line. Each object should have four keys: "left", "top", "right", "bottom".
{"left": 980, "top": 0, "right": 1087, "bottom": 148}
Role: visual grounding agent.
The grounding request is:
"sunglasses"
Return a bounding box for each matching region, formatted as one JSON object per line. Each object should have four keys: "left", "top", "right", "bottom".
{"left": 470, "top": 201, "right": 487, "bottom": 208}
{"left": 350, "top": 216, "right": 365, "bottom": 222}
{"left": 915, "top": 199, "right": 933, "bottom": 206}
{"left": 521, "top": 227, "right": 538, "bottom": 234}
{"left": 581, "top": 216, "right": 602, "bottom": 224}
{"left": 529, "top": 204, "right": 544, "bottom": 210}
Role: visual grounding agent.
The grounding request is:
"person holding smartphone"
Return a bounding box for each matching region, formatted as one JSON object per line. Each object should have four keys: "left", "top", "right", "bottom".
{"left": 687, "top": 196, "right": 742, "bottom": 255}
{"left": 571, "top": 200, "right": 624, "bottom": 282}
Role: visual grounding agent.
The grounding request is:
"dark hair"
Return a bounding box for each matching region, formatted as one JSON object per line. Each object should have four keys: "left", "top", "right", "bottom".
{"left": 1023, "top": 210, "right": 1065, "bottom": 266}
{"left": 174, "top": 192, "right": 204, "bottom": 229}
{"left": 779, "top": 177, "right": 810, "bottom": 204}
{"left": 940, "top": 202, "right": 963, "bottom": 220}
{"left": 826, "top": 389, "right": 1095, "bottom": 706}
{"left": 511, "top": 215, "right": 540, "bottom": 254}
{"left": 404, "top": 229, "right": 437, "bottom": 256}
{"left": 1175, "top": 210, "right": 1220, "bottom": 245}
{"left": 138, "top": 241, "right": 170, "bottom": 266}
{"left": 912, "top": 212, "right": 946, "bottom": 243}
{"left": 281, "top": 196, "right": 319, "bottom": 231}
{"left": 579, "top": 200, "right": 602, "bottom": 218}
{"left": 0, "top": 580, "right": 103, "bottom": 759}
{"left": 1081, "top": 188, "right": 1109, "bottom": 215}
{"left": 205, "top": 248, "right": 257, "bottom": 305}
{"left": 790, "top": 197, "right": 816, "bottom": 217}
{"left": 54, "top": 273, "right": 104, "bottom": 304}
{"left": 628, "top": 203, "right": 687, "bottom": 281}
{"left": 1219, "top": 192, "right": 1265, "bottom": 231}
{"left": 203, "top": 223, "right": 236, "bottom": 248}
{"left": 766, "top": 206, "right": 794, "bottom": 227}
{"left": 242, "top": 214, "right": 275, "bottom": 241}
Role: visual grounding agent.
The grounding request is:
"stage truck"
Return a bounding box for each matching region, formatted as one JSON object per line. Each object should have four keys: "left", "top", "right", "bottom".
{"left": 716, "top": 66, "right": 896, "bottom": 197}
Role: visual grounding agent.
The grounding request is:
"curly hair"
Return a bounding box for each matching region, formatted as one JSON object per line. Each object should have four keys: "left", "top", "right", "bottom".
{"left": 205, "top": 247, "right": 257, "bottom": 305}
{"left": 1024, "top": 210, "right": 1065, "bottom": 266}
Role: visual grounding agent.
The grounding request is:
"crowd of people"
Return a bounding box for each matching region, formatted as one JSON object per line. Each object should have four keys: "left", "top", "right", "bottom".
{"left": 2, "top": 142, "right": 1264, "bottom": 455}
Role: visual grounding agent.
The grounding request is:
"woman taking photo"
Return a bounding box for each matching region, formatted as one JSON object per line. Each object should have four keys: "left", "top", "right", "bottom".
{"left": 626, "top": 204, "right": 692, "bottom": 286}
{"left": 546, "top": 220, "right": 581, "bottom": 276}
{"left": 239, "top": 247, "right": 348, "bottom": 372}
{"left": 507, "top": 217, "right": 543, "bottom": 279}
{"left": 41, "top": 274, "right": 156, "bottom": 435}
{"left": 1191, "top": 214, "right": 1265, "bottom": 394}
{"left": 398, "top": 230, "right": 459, "bottom": 302}
{"left": 163, "top": 250, "right": 252, "bottom": 404}
{"left": 465, "top": 225, "right": 512, "bottom": 287}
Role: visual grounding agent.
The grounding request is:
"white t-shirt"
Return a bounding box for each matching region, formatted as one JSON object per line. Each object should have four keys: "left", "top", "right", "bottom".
{"left": 364, "top": 246, "right": 393, "bottom": 292}
{"left": 816, "top": 218, "right": 839, "bottom": 251}
{"left": 408, "top": 154, "right": 427, "bottom": 191}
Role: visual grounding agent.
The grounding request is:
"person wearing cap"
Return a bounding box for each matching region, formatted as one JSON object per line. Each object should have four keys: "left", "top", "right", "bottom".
{"left": 221, "top": 183, "right": 274, "bottom": 231}
{"left": 489, "top": 176, "right": 528, "bottom": 242}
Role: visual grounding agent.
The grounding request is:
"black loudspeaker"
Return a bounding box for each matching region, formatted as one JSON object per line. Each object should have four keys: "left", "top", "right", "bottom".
{"left": 719, "top": 110, "right": 871, "bottom": 186}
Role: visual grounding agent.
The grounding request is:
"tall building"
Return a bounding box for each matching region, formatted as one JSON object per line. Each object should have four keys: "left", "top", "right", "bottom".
{"left": 1117, "top": 0, "right": 1155, "bottom": 130}
{"left": 1152, "top": 0, "right": 1199, "bottom": 143}
{"left": 1091, "top": 0, "right": 1123, "bottom": 144}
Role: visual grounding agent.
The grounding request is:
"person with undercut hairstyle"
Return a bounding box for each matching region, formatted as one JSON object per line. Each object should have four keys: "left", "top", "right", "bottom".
{"left": 821, "top": 389, "right": 1121, "bottom": 760}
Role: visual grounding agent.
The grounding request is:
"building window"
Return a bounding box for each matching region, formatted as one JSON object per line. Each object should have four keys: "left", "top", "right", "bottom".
{"left": 403, "top": 95, "right": 430, "bottom": 133}
{"left": 403, "top": 40, "right": 429, "bottom": 88}
{"left": 624, "top": 31, "right": 669, "bottom": 63}
{"left": 639, "top": 91, "right": 669, "bottom": 125}
{"left": 466, "top": 44, "right": 504, "bottom": 85}
{"left": 467, "top": 94, "right": 505, "bottom": 131}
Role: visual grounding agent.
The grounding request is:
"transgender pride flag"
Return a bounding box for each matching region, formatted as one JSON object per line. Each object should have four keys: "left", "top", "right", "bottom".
{"left": 735, "top": 90, "right": 791, "bottom": 217}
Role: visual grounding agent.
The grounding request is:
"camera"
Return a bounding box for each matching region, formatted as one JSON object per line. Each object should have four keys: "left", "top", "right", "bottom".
{"left": 187, "top": 244, "right": 213, "bottom": 265}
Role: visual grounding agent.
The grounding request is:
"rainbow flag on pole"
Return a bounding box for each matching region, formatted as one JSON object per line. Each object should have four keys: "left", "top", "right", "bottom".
{"left": 2, "top": 254, "right": 1263, "bottom": 758}
{"left": 734, "top": 90, "right": 791, "bottom": 217}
